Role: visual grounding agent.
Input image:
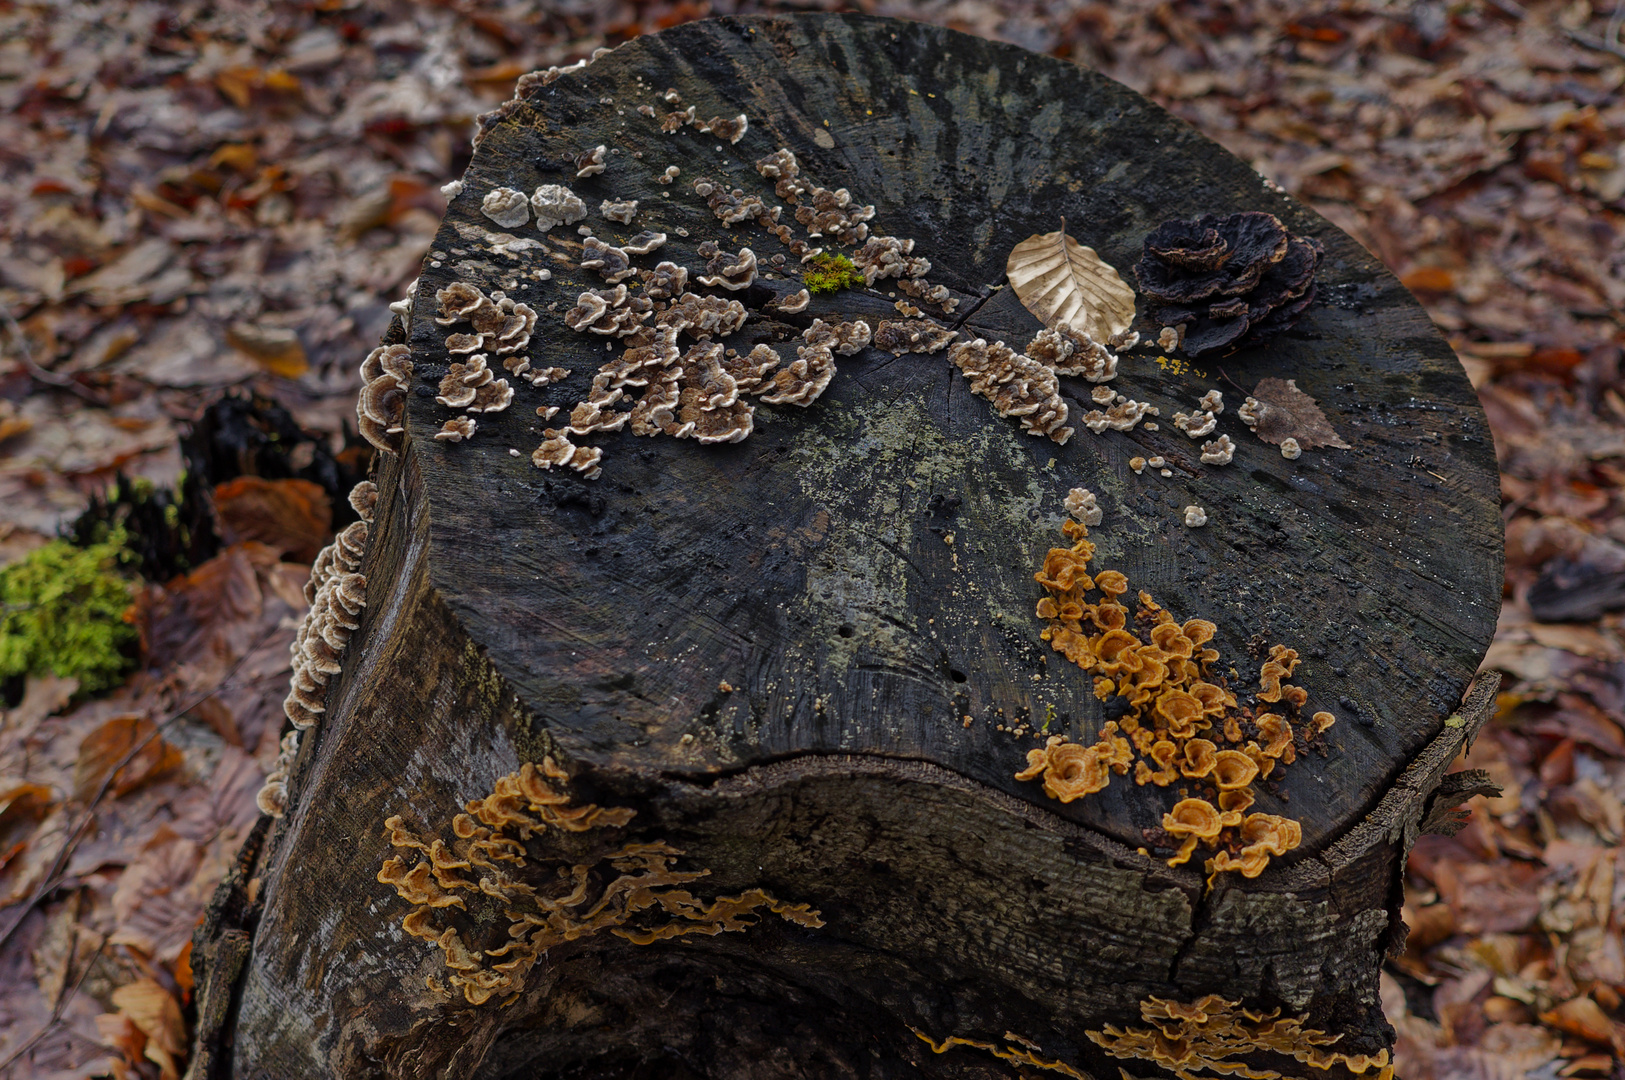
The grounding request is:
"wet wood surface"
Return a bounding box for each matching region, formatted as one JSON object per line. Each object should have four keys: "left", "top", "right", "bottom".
{"left": 407, "top": 14, "right": 1501, "bottom": 855}
{"left": 218, "top": 14, "right": 1503, "bottom": 1080}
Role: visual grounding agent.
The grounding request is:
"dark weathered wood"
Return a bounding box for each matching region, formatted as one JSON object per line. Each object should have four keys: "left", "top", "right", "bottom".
{"left": 211, "top": 14, "right": 1503, "bottom": 1080}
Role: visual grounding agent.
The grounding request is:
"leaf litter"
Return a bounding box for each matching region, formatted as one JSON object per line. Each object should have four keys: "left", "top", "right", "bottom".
{"left": 1, "top": 0, "right": 1624, "bottom": 1077}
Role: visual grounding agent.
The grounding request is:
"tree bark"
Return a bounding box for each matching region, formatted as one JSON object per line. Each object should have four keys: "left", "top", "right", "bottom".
{"left": 193, "top": 14, "right": 1504, "bottom": 1080}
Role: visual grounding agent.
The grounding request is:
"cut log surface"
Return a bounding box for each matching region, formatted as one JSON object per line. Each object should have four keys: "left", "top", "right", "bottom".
{"left": 216, "top": 14, "right": 1503, "bottom": 1080}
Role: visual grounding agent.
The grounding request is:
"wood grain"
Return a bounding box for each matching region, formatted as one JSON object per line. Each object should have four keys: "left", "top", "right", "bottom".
{"left": 216, "top": 14, "right": 1503, "bottom": 1079}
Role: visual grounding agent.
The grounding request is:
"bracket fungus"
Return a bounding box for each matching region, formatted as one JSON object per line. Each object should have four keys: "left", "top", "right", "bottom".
{"left": 1173, "top": 410, "right": 1218, "bottom": 438}
{"left": 872, "top": 319, "right": 956, "bottom": 356}
{"left": 639, "top": 261, "right": 688, "bottom": 300}
{"left": 377, "top": 759, "right": 822, "bottom": 1006}
{"left": 574, "top": 144, "right": 607, "bottom": 178}
{"left": 357, "top": 344, "right": 413, "bottom": 454}
{"left": 272, "top": 479, "right": 375, "bottom": 755}
{"left": 579, "top": 237, "right": 639, "bottom": 284}
{"left": 695, "top": 244, "right": 758, "bottom": 290}
{"left": 480, "top": 187, "right": 530, "bottom": 229}
{"left": 1064, "top": 487, "right": 1103, "bottom": 527}
{"left": 1134, "top": 212, "right": 1325, "bottom": 356}
{"left": 531, "top": 429, "right": 603, "bottom": 479}
{"left": 530, "top": 184, "right": 588, "bottom": 232}
{"left": 599, "top": 198, "right": 638, "bottom": 224}
{"left": 1280, "top": 437, "right": 1302, "bottom": 460}
{"left": 1200, "top": 434, "right": 1236, "bottom": 466}
{"left": 1184, "top": 505, "right": 1208, "bottom": 527}
{"left": 1087, "top": 995, "right": 1394, "bottom": 1080}
{"left": 775, "top": 288, "right": 811, "bottom": 314}
{"left": 697, "top": 113, "right": 748, "bottom": 143}
{"left": 435, "top": 417, "right": 477, "bottom": 442}
{"left": 1021, "top": 517, "right": 1337, "bottom": 878}
{"left": 254, "top": 730, "right": 301, "bottom": 818}
{"left": 948, "top": 338, "right": 1073, "bottom": 444}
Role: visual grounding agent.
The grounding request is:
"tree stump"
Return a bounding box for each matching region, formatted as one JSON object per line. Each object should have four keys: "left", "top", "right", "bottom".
{"left": 199, "top": 14, "right": 1504, "bottom": 1080}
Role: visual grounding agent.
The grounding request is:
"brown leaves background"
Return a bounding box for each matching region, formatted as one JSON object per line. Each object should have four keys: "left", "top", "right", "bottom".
{"left": 1, "top": 0, "right": 1623, "bottom": 1077}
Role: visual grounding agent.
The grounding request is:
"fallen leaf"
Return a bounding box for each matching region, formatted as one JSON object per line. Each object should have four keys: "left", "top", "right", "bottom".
{"left": 1539, "top": 997, "right": 1621, "bottom": 1048}
{"left": 225, "top": 321, "right": 308, "bottom": 379}
{"left": 109, "top": 978, "right": 186, "bottom": 1080}
{"left": 1244, "top": 377, "right": 1351, "bottom": 450}
{"left": 212, "top": 477, "right": 331, "bottom": 561}
{"left": 1005, "top": 222, "right": 1136, "bottom": 343}
{"left": 74, "top": 716, "right": 185, "bottom": 800}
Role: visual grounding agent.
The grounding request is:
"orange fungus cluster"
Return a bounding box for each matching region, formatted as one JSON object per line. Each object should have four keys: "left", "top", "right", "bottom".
{"left": 1020, "top": 518, "right": 1337, "bottom": 878}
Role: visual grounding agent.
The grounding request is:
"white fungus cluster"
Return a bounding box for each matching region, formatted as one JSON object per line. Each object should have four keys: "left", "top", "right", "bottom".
{"left": 481, "top": 187, "right": 530, "bottom": 229}
{"left": 259, "top": 479, "right": 379, "bottom": 817}
{"left": 1065, "top": 487, "right": 1103, "bottom": 526}
{"left": 531, "top": 184, "right": 587, "bottom": 232}
{"left": 356, "top": 344, "right": 413, "bottom": 454}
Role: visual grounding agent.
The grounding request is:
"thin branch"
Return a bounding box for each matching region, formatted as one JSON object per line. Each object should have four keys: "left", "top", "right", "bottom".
{"left": 0, "top": 938, "right": 106, "bottom": 1076}
{"left": 0, "top": 304, "right": 106, "bottom": 406}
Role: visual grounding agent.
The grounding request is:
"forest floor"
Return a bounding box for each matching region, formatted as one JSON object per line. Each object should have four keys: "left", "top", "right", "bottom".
{"left": 1, "top": 1, "right": 1623, "bottom": 1077}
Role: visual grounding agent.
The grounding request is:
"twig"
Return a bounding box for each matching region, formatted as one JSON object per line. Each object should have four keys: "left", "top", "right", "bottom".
{"left": 0, "top": 304, "right": 106, "bottom": 405}
{"left": 0, "top": 626, "right": 276, "bottom": 955}
{"left": 0, "top": 938, "right": 106, "bottom": 1075}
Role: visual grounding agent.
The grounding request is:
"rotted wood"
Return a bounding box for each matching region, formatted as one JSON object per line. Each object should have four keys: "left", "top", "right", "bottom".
{"left": 213, "top": 13, "right": 1504, "bottom": 1080}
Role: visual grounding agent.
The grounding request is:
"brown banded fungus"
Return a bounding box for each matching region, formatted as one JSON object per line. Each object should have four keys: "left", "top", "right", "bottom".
{"left": 1200, "top": 434, "right": 1235, "bottom": 465}
{"left": 872, "top": 319, "right": 957, "bottom": 356}
{"left": 775, "top": 288, "right": 811, "bottom": 314}
{"left": 697, "top": 114, "right": 748, "bottom": 143}
{"left": 658, "top": 293, "right": 747, "bottom": 338}
{"left": 254, "top": 730, "right": 301, "bottom": 818}
{"left": 574, "top": 144, "right": 607, "bottom": 178}
{"left": 1134, "top": 212, "right": 1325, "bottom": 356}
{"left": 1173, "top": 410, "right": 1218, "bottom": 438}
{"left": 639, "top": 261, "right": 688, "bottom": 299}
{"left": 357, "top": 344, "right": 413, "bottom": 454}
{"left": 691, "top": 177, "right": 774, "bottom": 226}
{"left": 1022, "top": 327, "right": 1120, "bottom": 383}
{"left": 531, "top": 429, "right": 603, "bottom": 479}
{"left": 579, "top": 237, "right": 638, "bottom": 283}
{"left": 948, "top": 338, "right": 1073, "bottom": 444}
{"left": 661, "top": 105, "right": 696, "bottom": 133}
{"left": 804, "top": 317, "right": 871, "bottom": 356}
{"left": 480, "top": 187, "right": 530, "bottom": 229}
{"left": 530, "top": 184, "right": 587, "bottom": 232}
{"left": 696, "top": 245, "right": 758, "bottom": 290}
{"left": 279, "top": 480, "right": 375, "bottom": 738}
{"left": 435, "top": 417, "right": 477, "bottom": 442}
{"left": 851, "top": 235, "right": 929, "bottom": 283}
{"left": 620, "top": 230, "right": 666, "bottom": 255}
{"left": 565, "top": 285, "right": 652, "bottom": 337}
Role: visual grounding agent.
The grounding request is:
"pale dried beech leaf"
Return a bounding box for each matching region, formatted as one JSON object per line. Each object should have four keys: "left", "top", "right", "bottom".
{"left": 1248, "top": 377, "right": 1351, "bottom": 450}
{"left": 1005, "top": 221, "right": 1136, "bottom": 343}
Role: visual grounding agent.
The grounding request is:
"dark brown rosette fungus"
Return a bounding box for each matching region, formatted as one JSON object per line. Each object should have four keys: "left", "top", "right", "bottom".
{"left": 1134, "top": 212, "right": 1323, "bottom": 356}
